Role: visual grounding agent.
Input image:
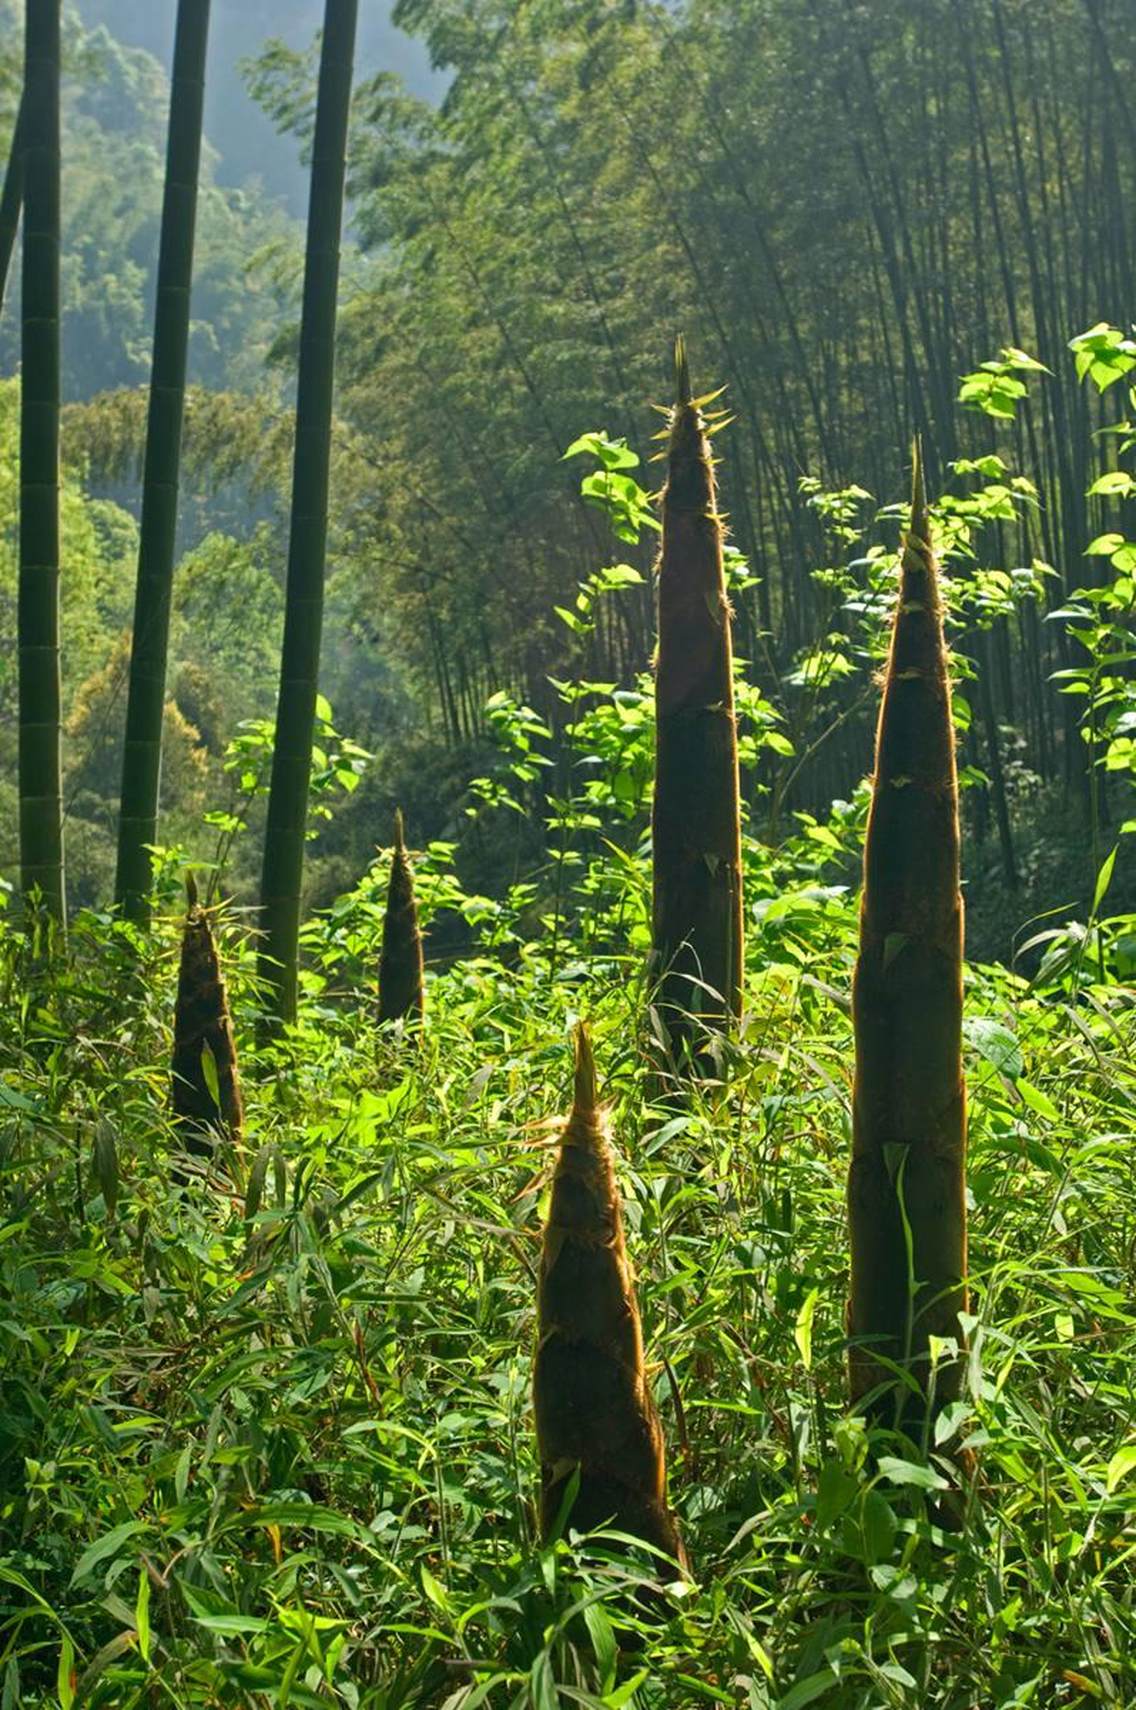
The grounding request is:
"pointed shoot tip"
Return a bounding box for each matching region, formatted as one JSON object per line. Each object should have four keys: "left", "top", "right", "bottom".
{"left": 674, "top": 334, "right": 692, "bottom": 407}
{"left": 572, "top": 1022, "right": 597, "bottom": 1115}
{"left": 185, "top": 871, "right": 198, "bottom": 912}
{"left": 910, "top": 435, "right": 929, "bottom": 543}
{"left": 393, "top": 807, "right": 405, "bottom": 849}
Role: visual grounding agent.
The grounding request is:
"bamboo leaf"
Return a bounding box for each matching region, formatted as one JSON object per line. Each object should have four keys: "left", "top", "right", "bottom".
{"left": 57, "top": 1634, "right": 75, "bottom": 1710}
{"left": 775, "top": 1671, "right": 839, "bottom": 1710}
{"left": 963, "top": 1017, "right": 1024, "bottom": 1082}
{"left": 605, "top": 1671, "right": 650, "bottom": 1707}
{"left": 530, "top": 1653, "right": 558, "bottom": 1710}
{"left": 876, "top": 1455, "right": 950, "bottom": 1491}
{"left": 134, "top": 1563, "right": 151, "bottom": 1663}
{"left": 1092, "top": 845, "right": 1118, "bottom": 915}
{"left": 71, "top": 1521, "right": 148, "bottom": 1587}
{"left": 794, "top": 1287, "right": 819, "bottom": 1371}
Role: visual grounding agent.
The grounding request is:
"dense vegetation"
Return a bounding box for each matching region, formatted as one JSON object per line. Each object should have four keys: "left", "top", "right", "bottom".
{"left": 1, "top": 719, "right": 1133, "bottom": 1706}
{"left": 0, "top": 0, "right": 1135, "bottom": 1705}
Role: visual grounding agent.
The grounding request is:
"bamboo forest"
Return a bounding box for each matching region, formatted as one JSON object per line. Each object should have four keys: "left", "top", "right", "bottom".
{"left": 2, "top": 0, "right": 1136, "bottom": 1702}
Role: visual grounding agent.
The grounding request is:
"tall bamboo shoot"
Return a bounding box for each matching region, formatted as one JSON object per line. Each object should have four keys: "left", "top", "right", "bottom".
{"left": 534, "top": 1026, "right": 687, "bottom": 1569}
{"left": 651, "top": 338, "right": 743, "bottom": 1073}
{"left": 378, "top": 809, "right": 425, "bottom": 1025}
{"left": 848, "top": 444, "right": 967, "bottom": 1429}
{"left": 172, "top": 874, "right": 244, "bottom": 1160}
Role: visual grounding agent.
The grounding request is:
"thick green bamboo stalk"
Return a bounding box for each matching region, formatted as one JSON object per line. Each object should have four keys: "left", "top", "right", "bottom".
{"left": 115, "top": 0, "right": 212, "bottom": 924}
{"left": 650, "top": 338, "right": 743, "bottom": 1073}
{"left": 0, "top": 96, "right": 24, "bottom": 315}
{"left": 848, "top": 444, "right": 968, "bottom": 1429}
{"left": 258, "top": 0, "right": 358, "bottom": 1026}
{"left": 18, "top": 1, "right": 64, "bottom": 927}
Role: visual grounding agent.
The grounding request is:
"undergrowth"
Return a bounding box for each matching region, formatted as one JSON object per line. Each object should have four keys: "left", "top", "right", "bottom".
{"left": 0, "top": 816, "right": 1134, "bottom": 1707}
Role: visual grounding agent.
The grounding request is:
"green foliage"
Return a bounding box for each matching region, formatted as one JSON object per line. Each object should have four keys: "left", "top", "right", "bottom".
{"left": 958, "top": 348, "right": 1050, "bottom": 420}
{"left": 564, "top": 432, "right": 660, "bottom": 546}
{"left": 1, "top": 772, "right": 1134, "bottom": 1704}
{"left": 1048, "top": 324, "right": 1136, "bottom": 887}
{"left": 0, "top": 376, "right": 138, "bottom": 736}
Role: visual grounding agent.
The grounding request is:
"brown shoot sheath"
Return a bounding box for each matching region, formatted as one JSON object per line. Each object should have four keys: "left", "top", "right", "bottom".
{"left": 651, "top": 338, "right": 744, "bottom": 1072}
{"left": 171, "top": 872, "right": 245, "bottom": 1158}
{"left": 848, "top": 444, "right": 968, "bottom": 1426}
{"left": 534, "top": 1026, "right": 688, "bottom": 1569}
{"left": 378, "top": 808, "right": 425, "bottom": 1026}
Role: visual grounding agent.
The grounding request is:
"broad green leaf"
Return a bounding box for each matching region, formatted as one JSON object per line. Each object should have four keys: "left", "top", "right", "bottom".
{"left": 877, "top": 1455, "right": 950, "bottom": 1491}
{"left": 174, "top": 1444, "right": 191, "bottom": 1504}
{"left": 963, "top": 1017, "right": 1024, "bottom": 1081}
{"left": 245, "top": 1143, "right": 274, "bottom": 1220}
{"left": 1003, "top": 347, "right": 1049, "bottom": 373}
{"left": 244, "top": 1503, "right": 371, "bottom": 1540}
{"left": 584, "top": 1601, "right": 617, "bottom": 1684}
{"left": 0, "top": 1081, "right": 40, "bottom": 1114}
{"left": 1018, "top": 1079, "right": 1060, "bottom": 1122}
{"left": 530, "top": 1652, "right": 558, "bottom": 1710}
{"left": 815, "top": 1458, "right": 858, "bottom": 1529}
{"left": 775, "top": 1671, "right": 838, "bottom": 1710}
{"left": 420, "top": 1565, "right": 450, "bottom": 1612}
{"left": 190, "top": 1614, "right": 272, "bottom": 1635}
{"left": 1087, "top": 470, "right": 1134, "bottom": 497}
{"left": 1106, "top": 1445, "right": 1136, "bottom": 1494}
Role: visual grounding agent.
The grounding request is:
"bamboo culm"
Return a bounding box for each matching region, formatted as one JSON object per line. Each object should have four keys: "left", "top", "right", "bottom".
{"left": 258, "top": 0, "right": 358, "bottom": 1027}
{"left": 650, "top": 338, "right": 743, "bottom": 1074}
{"left": 534, "top": 1026, "right": 688, "bottom": 1570}
{"left": 378, "top": 809, "right": 425, "bottom": 1025}
{"left": 847, "top": 444, "right": 968, "bottom": 1429}
{"left": 115, "top": 0, "right": 212, "bottom": 924}
{"left": 18, "top": 0, "right": 65, "bottom": 928}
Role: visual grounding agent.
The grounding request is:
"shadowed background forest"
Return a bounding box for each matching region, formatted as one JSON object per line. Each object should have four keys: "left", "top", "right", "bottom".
{"left": 1, "top": 0, "right": 1134, "bottom": 955}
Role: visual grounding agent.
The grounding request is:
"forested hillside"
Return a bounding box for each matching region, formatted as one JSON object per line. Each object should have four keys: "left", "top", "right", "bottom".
{"left": 0, "top": 0, "right": 1134, "bottom": 1705}
{"left": 77, "top": 0, "right": 440, "bottom": 214}
{"left": 0, "top": 0, "right": 293, "bottom": 394}
{"left": 3, "top": 0, "right": 1135, "bottom": 951}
